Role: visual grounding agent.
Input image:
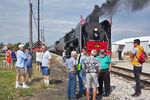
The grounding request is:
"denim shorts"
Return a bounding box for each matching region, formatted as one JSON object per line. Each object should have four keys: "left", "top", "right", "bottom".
{"left": 63, "top": 57, "right": 66, "bottom": 63}
{"left": 41, "top": 67, "right": 50, "bottom": 76}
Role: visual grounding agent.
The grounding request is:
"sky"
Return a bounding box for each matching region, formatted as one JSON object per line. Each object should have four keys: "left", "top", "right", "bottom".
{"left": 0, "top": 0, "right": 150, "bottom": 45}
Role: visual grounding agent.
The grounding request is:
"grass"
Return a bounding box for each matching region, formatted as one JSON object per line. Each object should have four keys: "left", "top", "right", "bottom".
{"left": 0, "top": 53, "right": 54, "bottom": 100}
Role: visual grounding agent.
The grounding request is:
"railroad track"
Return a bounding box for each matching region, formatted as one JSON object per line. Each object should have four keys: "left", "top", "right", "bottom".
{"left": 111, "top": 65, "right": 150, "bottom": 87}
{"left": 52, "top": 53, "right": 150, "bottom": 87}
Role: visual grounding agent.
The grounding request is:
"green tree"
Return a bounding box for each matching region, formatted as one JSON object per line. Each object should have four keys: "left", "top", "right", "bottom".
{"left": 0, "top": 42, "right": 4, "bottom": 49}
{"left": 10, "top": 42, "right": 21, "bottom": 50}
{"left": 24, "top": 42, "right": 29, "bottom": 49}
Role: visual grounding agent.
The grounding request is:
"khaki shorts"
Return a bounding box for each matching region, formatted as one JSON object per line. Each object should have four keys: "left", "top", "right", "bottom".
{"left": 16, "top": 67, "right": 27, "bottom": 76}
{"left": 27, "top": 67, "right": 33, "bottom": 76}
{"left": 85, "top": 73, "right": 99, "bottom": 88}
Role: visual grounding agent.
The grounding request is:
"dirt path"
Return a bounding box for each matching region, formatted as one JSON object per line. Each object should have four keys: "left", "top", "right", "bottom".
{"left": 24, "top": 54, "right": 87, "bottom": 100}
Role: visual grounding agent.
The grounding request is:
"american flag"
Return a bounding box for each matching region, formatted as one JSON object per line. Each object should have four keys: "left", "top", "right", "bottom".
{"left": 81, "top": 16, "right": 86, "bottom": 24}
{"left": 110, "top": 17, "right": 112, "bottom": 26}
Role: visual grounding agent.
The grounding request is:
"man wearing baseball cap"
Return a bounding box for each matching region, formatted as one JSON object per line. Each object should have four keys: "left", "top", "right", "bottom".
{"left": 15, "top": 44, "right": 31, "bottom": 88}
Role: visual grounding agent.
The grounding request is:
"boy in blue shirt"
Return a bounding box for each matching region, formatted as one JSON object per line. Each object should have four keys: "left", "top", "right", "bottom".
{"left": 11, "top": 48, "right": 17, "bottom": 69}
{"left": 96, "top": 49, "right": 112, "bottom": 96}
{"left": 25, "top": 48, "right": 33, "bottom": 83}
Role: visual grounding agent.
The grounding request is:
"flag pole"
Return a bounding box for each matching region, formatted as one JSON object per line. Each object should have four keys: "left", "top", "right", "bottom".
{"left": 80, "top": 21, "right": 82, "bottom": 52}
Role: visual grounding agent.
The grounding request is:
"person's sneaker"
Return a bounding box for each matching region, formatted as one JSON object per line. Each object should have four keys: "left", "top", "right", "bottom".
{"left": 78, "top": 93, "right": 84, "bottom": 97}
{"left": 99, "top": 92, "right": 103, "bottom": 96}
{"left": 29, "top": 80, "right": 32, "bottom": 83}
{"left": 132, "top": 93, "right": 141, "bottom": 97}
{"left": 67, "top": 97, "right": 71, "bottom": 100}
{"left": 22, "top": 84, "right": 30, "bottom": 88}
{"left": 15, "top": 84, "right": 21, "bottom": 88}
{"left": 103, "top": 93, "right": 110, "bottom": 97}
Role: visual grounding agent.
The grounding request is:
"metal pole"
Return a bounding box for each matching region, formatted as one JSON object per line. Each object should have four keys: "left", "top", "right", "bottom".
{"left": 38, "top": 0, "right": 40, "bottom": 48}
{"left": 43, "top": 26, "right": 45, "bottom": 42}
{"left": 80, "top": 23, "right": 82, "bottom": 52}
{"left": 41, "top": 29, "right": 43, "bottom": 42}
{"left": 29, "top": 3, "right": 33, "bottom": 51}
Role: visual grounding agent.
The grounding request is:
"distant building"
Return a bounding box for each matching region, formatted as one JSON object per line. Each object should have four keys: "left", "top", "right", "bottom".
{"left": 112, "top": 36, "right": 150, "bottom": 54}
{"left": 32, "top": 41, "right": 45, "bottom": 52}
{"left": 1, "top": 45, "right": 7, "bottom": 51}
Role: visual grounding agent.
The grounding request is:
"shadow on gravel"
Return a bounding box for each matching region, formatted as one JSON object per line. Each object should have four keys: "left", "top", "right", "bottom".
{"left": 27, "top": 78, "right": 43, "bottom": 85}
{"left": 96, "top": 86, "right": 116, "bottom": 100}
{"left": 32, "top": 78, "right": 43, "bottom": 83}
{"left": 96, "top": 95, "right": 103, "bottom": 100}
{"left": 110, "top": 85, "right": 116, "bottom": 93}
{"left": 50, "top": 79, "right": 63, "bottom": 85}
{"left": 132, "top": 85, "right": 145, "bottom": 90}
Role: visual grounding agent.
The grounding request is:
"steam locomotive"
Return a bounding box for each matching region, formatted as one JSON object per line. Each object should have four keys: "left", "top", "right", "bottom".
{"left": 54, "top": 5, "right": 112, "bottom": 56}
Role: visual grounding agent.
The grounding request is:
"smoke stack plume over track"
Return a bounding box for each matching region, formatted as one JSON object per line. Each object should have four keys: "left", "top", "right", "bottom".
{"left": 88, "top": 0, "right": 150, "bottom": 22}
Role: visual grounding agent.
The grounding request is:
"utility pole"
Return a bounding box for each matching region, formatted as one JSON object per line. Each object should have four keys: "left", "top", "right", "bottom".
{"left": 38, "top": 0, "right": 40, "bottom": 48}
{"left": 41, "top": 29, "right": 43, "bottom": 42}
{"left": 80, "top": 23, "right": 82, "bottom": 52}
{"left": 43, "top": 26, "right": 45, "bottom": 42}
{"left": 29, "top": 2, "right": 33, "bottom": 51}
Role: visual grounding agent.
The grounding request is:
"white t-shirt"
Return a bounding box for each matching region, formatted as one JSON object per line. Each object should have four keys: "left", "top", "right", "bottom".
{"left": 36, "top": 52, "right": 42, "bottom": 62}
{"left": 62, "top": 52, "right": 66, "bottom": 57}
{"left": 41, "top": 51, "right": 52, "bottom": 67}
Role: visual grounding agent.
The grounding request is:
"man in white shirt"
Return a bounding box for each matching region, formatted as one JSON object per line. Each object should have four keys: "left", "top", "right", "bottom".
{"left": 36, "top": 48, "right": 42, "bottom": 71}
{"left": 41, "top": 45, "right": 52, "bottom": 86}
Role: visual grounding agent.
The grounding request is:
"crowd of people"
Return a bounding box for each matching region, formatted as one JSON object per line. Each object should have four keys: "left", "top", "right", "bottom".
{"left": 1, "top": 39, "right": 145, "bottom": 99}
{"left": 64, "top": 39, "right": 146, "bottom": 100}
{"left": 3, "top": 47, "right": 17, "bottom": 69}
{"left": 2, "top": 44, "right": 52, "bottom": 88}
{"left": 64, "top": 49, "right": 112, "bottom": 100}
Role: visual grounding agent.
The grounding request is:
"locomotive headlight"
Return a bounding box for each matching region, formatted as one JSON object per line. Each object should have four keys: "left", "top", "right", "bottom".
{"left": 94, "top": 32, "right": 98, "bottom": 37}
{"left": 94, "top": 28, "right": 98, "bottom": 32}
{"left": 93, "top": 27, "right": 99, "bottom": 38}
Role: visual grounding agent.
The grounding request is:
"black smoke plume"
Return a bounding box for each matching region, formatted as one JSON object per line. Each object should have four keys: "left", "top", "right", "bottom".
{"left": 88, "top": 0, "right": 150, "bottom": 22}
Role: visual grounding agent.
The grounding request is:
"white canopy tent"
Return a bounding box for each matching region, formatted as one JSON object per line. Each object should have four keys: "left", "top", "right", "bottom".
{"left": 112, "top": 36, "right": 150, "bottom": 53}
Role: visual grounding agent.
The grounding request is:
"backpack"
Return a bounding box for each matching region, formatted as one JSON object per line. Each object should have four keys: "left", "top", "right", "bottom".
{"left": 137, "top": 48, "right": 147, "bottom": 64}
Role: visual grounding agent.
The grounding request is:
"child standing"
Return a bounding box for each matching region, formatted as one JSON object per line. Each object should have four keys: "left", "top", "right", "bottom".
{"left": 3, "top": 58, "right": 6, "bottom": 68}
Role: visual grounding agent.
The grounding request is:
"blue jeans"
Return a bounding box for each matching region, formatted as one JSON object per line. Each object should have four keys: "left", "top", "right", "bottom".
{"left": 78, "top": 70, "right": 84, "bottom": 94}
{"left": 67, "top": 73, "right": 76, "bottom": 99}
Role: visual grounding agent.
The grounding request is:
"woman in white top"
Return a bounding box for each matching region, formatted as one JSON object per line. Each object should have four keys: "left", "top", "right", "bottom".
{"left": 36, "top": 49, "right": 42, "bottom": 71}
{"left": 62, "top": 50, "right": 66, "bottom": 63}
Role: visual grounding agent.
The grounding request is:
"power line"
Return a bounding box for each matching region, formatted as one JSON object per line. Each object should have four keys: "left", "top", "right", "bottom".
{"left": 32, "top": 10, "right": 38, "bottom": 33}
{"left": 38, "top": 0, "right": 40, "bottom": 48}
{"left": 29, "top": 0, "right": 38, "bottom": 33}
{"left": 29, "top": 0, "right": 44, "bottom": 46}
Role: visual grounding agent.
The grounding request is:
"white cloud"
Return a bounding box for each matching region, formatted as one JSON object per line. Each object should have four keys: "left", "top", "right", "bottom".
{"left": 113, "top": 28, "right": 143, "bottom": 33}
{"left": 43, "top": 18, "right": 77, "bottom": 25}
